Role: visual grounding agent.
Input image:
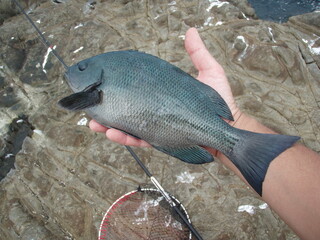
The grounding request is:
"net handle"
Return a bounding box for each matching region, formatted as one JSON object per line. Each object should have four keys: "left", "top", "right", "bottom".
{"left": 125, "top": 146, "right": 204, "bottom": 240}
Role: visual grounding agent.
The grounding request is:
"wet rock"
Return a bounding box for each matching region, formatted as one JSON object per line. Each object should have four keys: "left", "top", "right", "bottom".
{"left": 1, "top": 46, "right": 26, "bottom": 72}
{"left": 289, "top": 12, "right": 320, "bottom": 35}
{"left": 228, "top": 76, "right": 244, "bottom": 97}
{"left": 0, "top": 116, "right": 34, "bottom": 181}
{"left": 0, "top": 86, "right": 19, "bottom": 108}
{"left": 0, "top": 0, "right": 48, "bottom": 25}
{"left": 0, "top": 0, "right": 319, "bottom": 240}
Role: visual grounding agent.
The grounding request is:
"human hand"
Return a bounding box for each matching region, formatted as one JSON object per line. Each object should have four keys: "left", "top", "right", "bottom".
{"left": 89, "top": 27, "right": 240, "bottom": 147}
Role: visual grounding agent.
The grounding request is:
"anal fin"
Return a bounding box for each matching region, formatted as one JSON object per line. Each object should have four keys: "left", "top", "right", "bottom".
{"left": 154, "top": 145, "right": 214, "bottom": 164}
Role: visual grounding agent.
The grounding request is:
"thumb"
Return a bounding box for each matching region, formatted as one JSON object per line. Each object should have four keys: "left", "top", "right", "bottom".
{"left": 184, "top": 28, "right": 225, "bottom": 79}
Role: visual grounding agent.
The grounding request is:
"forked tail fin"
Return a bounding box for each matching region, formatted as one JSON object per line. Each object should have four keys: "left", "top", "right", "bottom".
{"left": 225, "top": 130, "right": 300, "bottom": 196}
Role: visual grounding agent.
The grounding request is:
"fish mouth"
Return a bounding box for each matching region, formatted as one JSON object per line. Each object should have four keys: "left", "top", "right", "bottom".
{"left": 64, "top": 69, "right": 80, "bottom": 92}
{"left": 63, "top": 71, "right": 70, "bottom": 81}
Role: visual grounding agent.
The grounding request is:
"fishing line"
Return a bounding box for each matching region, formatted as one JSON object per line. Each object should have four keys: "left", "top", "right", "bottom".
{"left": 12, "top": 0, "right": 68, "bottom": 70}
{"left": 12, "top": 1, "right": 204, "bottom": 239}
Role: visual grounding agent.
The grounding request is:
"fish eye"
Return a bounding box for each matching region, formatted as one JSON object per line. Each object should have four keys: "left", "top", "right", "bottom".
{"left": 77, "top": 62, "right": 88, "bottom": 71}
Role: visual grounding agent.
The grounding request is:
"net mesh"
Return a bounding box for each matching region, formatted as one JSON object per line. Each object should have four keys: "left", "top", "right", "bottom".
{"left": 99, "top": 189, "right": 194, "bottom": 240}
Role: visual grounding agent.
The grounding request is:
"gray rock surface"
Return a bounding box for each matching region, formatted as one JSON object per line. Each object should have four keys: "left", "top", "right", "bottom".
{"left": 0, "top": 0, "right": 319, "bottom": 239}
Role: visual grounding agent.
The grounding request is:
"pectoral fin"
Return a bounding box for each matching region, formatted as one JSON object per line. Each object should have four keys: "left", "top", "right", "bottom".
{"left": 154, "top": 145, "right": 214, "bottom": 164}
{"left": 59, "top": 70, "right": 104, "bottom": 110}
{"left": 58, "top": 89, "right": 102, "bottom": 110}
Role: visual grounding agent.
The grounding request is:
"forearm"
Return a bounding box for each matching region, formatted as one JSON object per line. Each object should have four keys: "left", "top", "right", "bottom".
{"left": 213, "top": 113, "right": 320, "bottom": 239}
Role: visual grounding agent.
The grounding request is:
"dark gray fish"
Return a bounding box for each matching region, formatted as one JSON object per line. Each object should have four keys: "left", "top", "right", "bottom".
{"left": 59, "top": 50, "right": 299, "bottom": 195}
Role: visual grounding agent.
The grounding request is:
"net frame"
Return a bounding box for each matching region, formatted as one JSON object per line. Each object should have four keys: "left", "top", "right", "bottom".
{"left": 98, "top": 187, "right": 193, "bottom": 240}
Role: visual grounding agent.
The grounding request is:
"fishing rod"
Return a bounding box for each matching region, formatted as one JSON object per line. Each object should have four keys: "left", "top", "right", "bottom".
{"left": 12, "top": 0, "right": 68, "bottom": 70}
{"left": 12, "top": 1, "right": 204, "bottom": 239}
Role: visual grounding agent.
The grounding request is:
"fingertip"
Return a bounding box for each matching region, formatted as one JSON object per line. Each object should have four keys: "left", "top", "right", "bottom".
{"left": 185, "top": 27, "right": 203, "bottom": 55}
{"left": 106, "top": 128, "right": 151, "bottom": 147}
{"left": 185, "top": 27, "right": 198, "bottom": 39}
{"left": 106, "top": 128, "right": 127, "bottom": 145}
{"left": 138, "top": 140, "right": 152, "bottom": 148}
{"left": 89, "top": 120, "right": 108, "bottom": 132}
{"left": 184, "top": 28, "right": 225, "bottom": 77}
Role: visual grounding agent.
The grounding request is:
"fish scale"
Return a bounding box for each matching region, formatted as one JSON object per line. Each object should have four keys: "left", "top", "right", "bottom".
{"left": 60, "top": 50, "right": 299, "bottom": 196}
{"left": 83, "top": 51, "right": 233, "bottom": 149}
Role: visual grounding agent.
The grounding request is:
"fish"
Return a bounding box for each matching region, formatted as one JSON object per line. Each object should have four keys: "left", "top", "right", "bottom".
{"left": 58, "top": 50, "right": 300, "bottom": 195}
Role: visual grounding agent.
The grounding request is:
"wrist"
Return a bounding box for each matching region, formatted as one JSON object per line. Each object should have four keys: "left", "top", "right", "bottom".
{"left": 229, "top": 110, "right": 275, "bottom": 134}
{"left": 215, "top": 110, "right": 276, "bottom": 179}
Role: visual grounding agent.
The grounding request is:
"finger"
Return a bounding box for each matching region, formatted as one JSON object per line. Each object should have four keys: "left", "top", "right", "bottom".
{"left": 89, "top": 120, "right": 109, "bottom": 132}
{"left": 106, "top": 128, "right": 151, "bottom": 147}
{"left": 185, "top": 28, "right": 225, "bottom": 77}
